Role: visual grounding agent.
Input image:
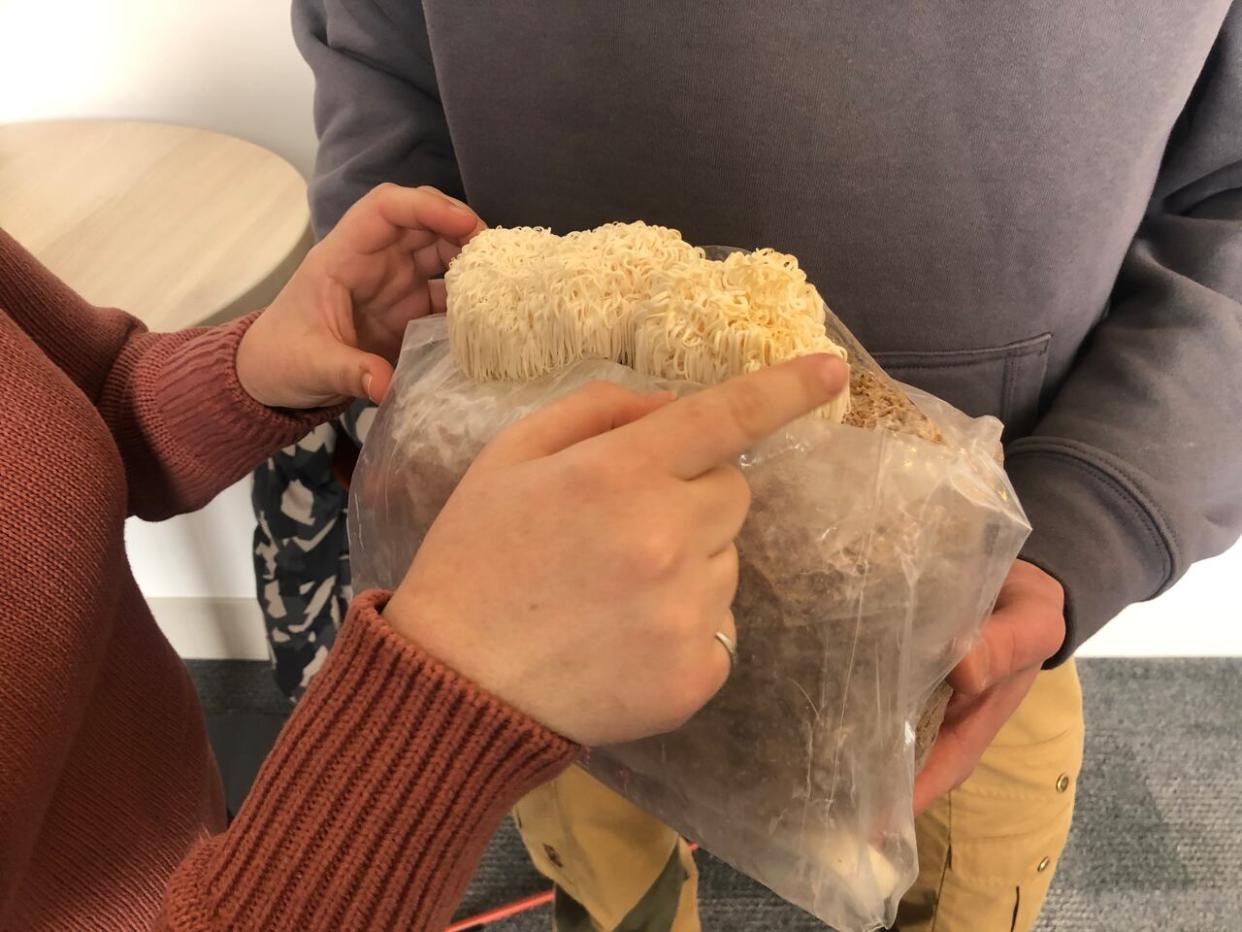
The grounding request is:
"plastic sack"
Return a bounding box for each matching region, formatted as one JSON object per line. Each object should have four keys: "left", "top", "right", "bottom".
{"left": 349, "top": 313, "right": 1029, "bottom": 931}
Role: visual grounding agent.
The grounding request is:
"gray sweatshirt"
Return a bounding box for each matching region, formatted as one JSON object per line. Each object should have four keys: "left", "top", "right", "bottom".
{"left": 293, "top": 0, "right": 1242, "bottom": 663}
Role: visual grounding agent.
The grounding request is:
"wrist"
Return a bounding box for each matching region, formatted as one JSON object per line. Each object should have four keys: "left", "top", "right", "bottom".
{"left": 234, "top": 311, "right": 276, "bottom": 407}
{"left": 380, "top": 588, "right": 418, "bottom": 642}
{"left": 382, "top": 587, "right": 456, "bottom": 668}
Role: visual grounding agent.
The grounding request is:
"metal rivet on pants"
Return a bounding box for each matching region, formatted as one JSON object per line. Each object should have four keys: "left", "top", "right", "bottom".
{"left": 1037, "top": 856, "right": 1051, "bottom": 873}
{"left": 1056, "top": 773, "right": 1070, "bottom": 793}
{"left": 544, "top": 843, "right": 564, "bottom": 869}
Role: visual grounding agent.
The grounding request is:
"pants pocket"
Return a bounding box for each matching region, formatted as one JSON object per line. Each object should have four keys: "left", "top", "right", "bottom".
{"left": 897, "top": 662, "right": 1084, "bottom": 932}
{"left": 513, "top": 765, "right": 688, "bottom": 929}
{"left": 935, "top": 719, "right": 1082, "bottom": 930}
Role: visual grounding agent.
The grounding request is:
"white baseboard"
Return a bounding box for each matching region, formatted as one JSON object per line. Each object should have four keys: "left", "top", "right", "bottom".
{"left": 1076, "top": 604, "right": 1242, "bottom": 658}
{"left": 149, "top": 597, "right": 271, "bottom": 661}
{"left": 1076, "top": 550, "right": 1242, "bottom": 658}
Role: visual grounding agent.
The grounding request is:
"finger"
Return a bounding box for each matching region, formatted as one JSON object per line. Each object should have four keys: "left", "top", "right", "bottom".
{"left": 399, "top": 221, "right": 481, "bottom": 261}
{"left": 427, "top": 278, "right": 447, "bottom": 314}
{"left": 705, "top": 544, "right": 741, "bottom": 616}
{"left": 949, "top": 591, "right": 1066, "bottom": 695}
{"left": 338, "top": 184, "right": 482, "bottom": 256}
{"left": 314, "top": 340, "right": 394, "bottom": 404}
{"left": 993, "top": 559, "right": 1065, "bottom": 614}
{"left": 613, "top": 354, "right": 848, "bottom": 479}
{"left": 912, "top": 728, "right": 972, "bottom": 816}
{"left": 363, "top": 289, "right": 436, "bottom": 351}
{"left": 354, "top": 277, "right": 439, "bottom": 354}
{"left": 704, "top": 609, "right": 738, "bottom": 697}
{"left": 364, "top": 361, "right": 395, "bottom": 404}
{"left": 912, "top": 669, "right": 1037, "bottom": 814}
{"left": 364, "top": 257, "right": 423, "bottom": 312}
{"left": 378, "top": 185, "right": 482, "bottom": 246}
{"left": 687, "top": 465, "right": 751, "bottom": 552}
{"left": 412, "top": 239, "right": 459, "bottom": 280}
{"left": 480, "top": 384, "right": 676, "bottom": 466}
{"left": 662, "top": 608, "right": 737, "bottom": 737}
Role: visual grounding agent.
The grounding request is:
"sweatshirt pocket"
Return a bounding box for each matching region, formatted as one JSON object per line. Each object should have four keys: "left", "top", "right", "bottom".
{"left": 874, "top": 333, "right": 1052, "bottom": 441}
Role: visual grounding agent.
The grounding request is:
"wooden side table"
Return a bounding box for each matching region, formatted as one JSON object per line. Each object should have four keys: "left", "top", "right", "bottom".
{"left": 0, "top": 119, "right": 311, "bottom": 330}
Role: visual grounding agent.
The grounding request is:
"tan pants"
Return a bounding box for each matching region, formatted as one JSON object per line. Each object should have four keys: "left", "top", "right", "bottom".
{"left": 514, "top": 661, "right": 1084, "bottom": 932}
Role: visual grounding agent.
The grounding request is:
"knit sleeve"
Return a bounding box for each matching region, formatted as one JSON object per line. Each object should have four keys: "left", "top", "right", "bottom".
{"left": 0, "top": 230, "right": 341, "bottom": 519}
{"left": 158, "top": 592, "right": 576, "bottom": 932}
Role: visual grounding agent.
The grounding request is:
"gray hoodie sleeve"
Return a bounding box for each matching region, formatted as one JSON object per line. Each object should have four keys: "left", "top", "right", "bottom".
{"left": 1008, "top": 11, "right": 1242, "bottom": 664}
{"left": 292, "top": 0, "right": 464, "bottom": 236}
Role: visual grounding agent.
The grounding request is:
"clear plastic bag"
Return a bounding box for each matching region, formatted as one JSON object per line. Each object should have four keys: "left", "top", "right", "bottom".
{"left": 349, "top": 314, "right": 1029, "bottom": 932}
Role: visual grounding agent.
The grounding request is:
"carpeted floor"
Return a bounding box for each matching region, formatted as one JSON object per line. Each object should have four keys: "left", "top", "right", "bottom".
{"left": 190, "top": 658, "right": 1241, "bottom": 931}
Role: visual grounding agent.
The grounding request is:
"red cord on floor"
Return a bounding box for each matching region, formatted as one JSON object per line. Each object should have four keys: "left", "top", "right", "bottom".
{"left": 445, "top": 890, "right": 555, "bottom": 931}
{"left": 446, "top": 843, "right": 700, "bottom": 930}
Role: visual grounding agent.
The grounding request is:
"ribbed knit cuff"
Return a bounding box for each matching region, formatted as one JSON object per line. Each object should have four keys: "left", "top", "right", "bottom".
{"left": 156, "top": 312, "right": 348, "bottom": 473}
{"left": 1006, "top": 439, "right": 1178, "bottom": 666}
{"left": 162, "top": 591, "right": 575, "bottom": 932}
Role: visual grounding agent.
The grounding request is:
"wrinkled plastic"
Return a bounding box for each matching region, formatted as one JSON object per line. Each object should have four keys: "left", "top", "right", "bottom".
{"left": 349, "top": 314, "right": 1030, "bottom": 932}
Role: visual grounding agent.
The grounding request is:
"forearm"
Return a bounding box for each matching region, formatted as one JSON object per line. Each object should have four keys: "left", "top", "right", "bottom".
{"left": 159, "top": 592, "right": 575, "bottom": 931}
{"left": 0, "top": 233, "right": 340, "bottom": 519}
{"left": 102, "top": 312, "right": 345, "bottom": 520}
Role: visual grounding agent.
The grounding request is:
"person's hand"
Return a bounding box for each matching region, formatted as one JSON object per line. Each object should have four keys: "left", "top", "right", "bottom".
{"left": 236, "top": 184, "right": 484, "bottom": 409}
{"left": 913, "top": 559, "right": 1067, "bottom": 814}
{"left": 383, "top": 354, "right": 849, "bottom": 746}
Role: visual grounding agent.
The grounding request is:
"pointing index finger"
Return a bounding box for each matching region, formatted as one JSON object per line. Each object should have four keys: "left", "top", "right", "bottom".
{"left": 612, "top": 354, "right": 849, "bottom": 479}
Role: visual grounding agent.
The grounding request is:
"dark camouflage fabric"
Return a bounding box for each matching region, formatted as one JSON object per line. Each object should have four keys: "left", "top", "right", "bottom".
{"left": 252, "top": 400, "right": 375, "bottom": 699}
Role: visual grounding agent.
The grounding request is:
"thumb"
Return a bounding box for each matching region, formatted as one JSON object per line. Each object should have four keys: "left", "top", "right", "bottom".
{"left": 482, "top": 383, "right": 676, "bottom": 466}
{"left": 948, "top": 591, "right": 1065, "bottom": 696}
{"left": 321, "top": 342, "right": 394, "bottom": 404}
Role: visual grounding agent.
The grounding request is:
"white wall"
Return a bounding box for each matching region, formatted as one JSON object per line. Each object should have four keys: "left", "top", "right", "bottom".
{"left": 1078, "top": 552, "right": 1242, "bottom": 658}
{"left": 5, "top": 0, "right": 1240, "bottom": 659}
{"left": 125, "top": 483, "right": 271, "bottom": 660}
{"left": 0, "top": 0, "right": 318, "bottom": 176}
{"left": 1, "top": 0, "right": 316, "bottom": 660}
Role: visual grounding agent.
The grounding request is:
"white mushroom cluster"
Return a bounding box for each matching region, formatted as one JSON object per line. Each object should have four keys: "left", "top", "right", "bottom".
{"left": 444, "top": 222, "right": 851, "bottom": 421}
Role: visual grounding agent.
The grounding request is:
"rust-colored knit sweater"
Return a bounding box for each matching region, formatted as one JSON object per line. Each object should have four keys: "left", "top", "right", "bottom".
{"left": 0, "top": 231, "right": 575, "bottom": 931}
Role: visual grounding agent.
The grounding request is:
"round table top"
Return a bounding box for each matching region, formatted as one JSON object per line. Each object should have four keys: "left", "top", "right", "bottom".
{"left": 0, "top": 119, "right": 311, "bottom": 331}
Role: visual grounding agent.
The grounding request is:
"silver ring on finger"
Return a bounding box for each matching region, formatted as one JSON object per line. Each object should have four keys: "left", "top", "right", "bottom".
{"left": 714, "top": 631, "right": 737, "bottom": 671}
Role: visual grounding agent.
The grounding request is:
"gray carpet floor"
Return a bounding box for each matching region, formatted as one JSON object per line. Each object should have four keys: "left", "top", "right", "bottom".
{"left": 189, "top": 658, "right": 1241, "bottom": 931}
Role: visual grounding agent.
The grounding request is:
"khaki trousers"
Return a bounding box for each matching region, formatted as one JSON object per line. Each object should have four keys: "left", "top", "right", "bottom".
{"left": 514, "top": 661, "right": 1084, "bottom": 932}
